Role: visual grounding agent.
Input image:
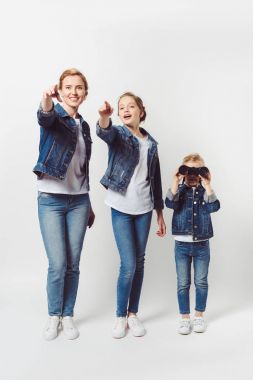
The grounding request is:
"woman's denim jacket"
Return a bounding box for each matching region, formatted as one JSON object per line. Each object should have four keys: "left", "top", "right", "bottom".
{"left": 165, "top": 183, "right": 220, "bottom": 240}
{"left": 96, "top": 121, "right": 164, "bottom": 210}
{"left": 33, "top": 103, "right": 92, "bottom": 189}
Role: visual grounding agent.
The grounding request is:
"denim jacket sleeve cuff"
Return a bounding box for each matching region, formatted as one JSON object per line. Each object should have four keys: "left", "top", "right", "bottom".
{"left": 166, "top": 188, "right": 179, "bottom": 201}
{"left": 39, "top": 102, "right": 55, "bottom": 116}
{"left": 204, "top": 191, "right": 218, "bottom": 203}
{"left": 96, "top": 118, "right": 112, "bottom": 131}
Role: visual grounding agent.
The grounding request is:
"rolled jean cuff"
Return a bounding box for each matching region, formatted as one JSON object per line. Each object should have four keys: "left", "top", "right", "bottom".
{"left": 179, "top": 309, "right": 190, "bottom": 314}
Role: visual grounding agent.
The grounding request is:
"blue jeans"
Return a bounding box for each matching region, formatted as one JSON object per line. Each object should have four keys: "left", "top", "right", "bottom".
{"left": 175, "top": 240, "right": 210, "bottom": 314}
{"left": 38, "top": 192, "right": 91, "bottom": 317}
{"left": 111, "top": 208, "right": 152, "bottom": 317}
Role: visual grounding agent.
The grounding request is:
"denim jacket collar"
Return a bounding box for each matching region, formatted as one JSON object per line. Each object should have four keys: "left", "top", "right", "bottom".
{"left": 55, "top": 102, "right": 83, "bottom": 122}
{"left": 121, "top": 124, "right": 158, "bottom": 145}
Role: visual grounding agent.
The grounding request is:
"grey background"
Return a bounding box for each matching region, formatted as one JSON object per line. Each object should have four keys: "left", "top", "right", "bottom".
{"left": 0, "top": 0, "right": 252, "bottom": 379}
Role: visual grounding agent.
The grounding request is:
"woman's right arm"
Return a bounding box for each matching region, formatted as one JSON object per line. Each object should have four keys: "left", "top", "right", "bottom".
{"left": 96, "top": 101, "right": 118, "bottom": 144}
{"left": 38, "top": 85, "right": 62, "bottom": 128}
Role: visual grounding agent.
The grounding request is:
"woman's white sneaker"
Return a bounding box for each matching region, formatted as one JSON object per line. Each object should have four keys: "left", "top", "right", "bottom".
{"left": 62, "top": 317, "right": 79, "bottom": 340}
{"left": 178, "top": 318, "right": 191, "bottom": 335}
{"left": 43, "top": 316, "right": 60, "bottom": 340}
{"left": 127, "top": 316, "right": 146, "bottom": 337}
{"left": 193, "top": 317, "right": 206, "bottom": 333}
{"left": 112, "top": 317, "right": 127, "bottom": 338}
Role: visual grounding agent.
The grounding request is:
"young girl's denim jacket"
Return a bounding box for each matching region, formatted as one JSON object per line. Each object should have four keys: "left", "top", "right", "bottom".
{"left": 96, "top": 121, "right": 164, "bottom": 210}
{"left": 33, "top": 103, "right": 92, "bottom": 187}
{"left": 165, "top": 183, "right": 220, "bottom": 240}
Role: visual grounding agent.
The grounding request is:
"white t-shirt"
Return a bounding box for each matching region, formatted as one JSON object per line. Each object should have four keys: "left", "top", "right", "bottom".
{"left": 37, "top": 119, "right": 88, "bottom": 194}
{"left": 105, "top": 135, "right": 153, "bottom": 214}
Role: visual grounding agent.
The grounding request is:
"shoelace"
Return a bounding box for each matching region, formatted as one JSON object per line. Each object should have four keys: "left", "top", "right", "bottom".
{"left": 128, "top": 318, "right": 139, "bottom": 327}
{"left": 193, "top": 318, "right": 204, "bottom": 326}
{"left": 47, "top": 318, "right": 59, "bottom": 330}
{"left": 114, "top": 318, "right": 125, "bottom": 329}
{"left": 62, "top": 318, "right": 75, "bottom": 330}
{"left": 180, "top": 320, "right": 190, "bottom": 327}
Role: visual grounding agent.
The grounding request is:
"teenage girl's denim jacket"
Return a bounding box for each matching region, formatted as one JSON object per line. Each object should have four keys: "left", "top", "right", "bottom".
{"left": 165, "top": 183, "right": 220, "bottom": 240}
{"left": 96, "top": 121, "right": 164, "bottom": 210}
{"left": 33, "top": 103, "right": 92, "bottom": 188}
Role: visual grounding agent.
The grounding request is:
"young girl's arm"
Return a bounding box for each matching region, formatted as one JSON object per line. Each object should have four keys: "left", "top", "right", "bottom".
{"left": 200, "top": 173, "right": 221, "bottom": 213}
{"left": 96, "top": 101, "right": 118, "bottom": 144}
{"left": 165, "top": 170, "right": 183, "bottom": 210}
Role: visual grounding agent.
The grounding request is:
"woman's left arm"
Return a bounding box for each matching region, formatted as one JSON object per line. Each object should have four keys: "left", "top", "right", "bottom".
{"left": 155, "top": 209, "right": 166, "bottom": 237}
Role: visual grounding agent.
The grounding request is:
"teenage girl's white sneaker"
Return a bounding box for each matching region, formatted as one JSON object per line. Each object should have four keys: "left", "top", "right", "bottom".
{"left": 127, "top": 316, "right": 146, "bottom": 337}
{"left": 43, "top": 316, "right": 60, "bottom": 341}
{"left": 62, "top": 317, "right": 79, "bottom": 340}
{"left": 193, "top": 317, "right": 206, "bottom": 333}
{"left": 112, "top": 317, "right": 127, "bottom": 339}
{"left": 178, "top": 318, "right": 191, "bottom": 335}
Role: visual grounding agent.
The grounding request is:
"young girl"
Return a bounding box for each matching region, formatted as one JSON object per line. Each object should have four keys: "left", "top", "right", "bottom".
{"left": 165, "top": 154, "right": 220, "bottom": 334}
{"left": 97, "top": 92, "right": 166, "bottom": 338}
{"left": 33, "top": 68, "right": 95, "bottom": 340}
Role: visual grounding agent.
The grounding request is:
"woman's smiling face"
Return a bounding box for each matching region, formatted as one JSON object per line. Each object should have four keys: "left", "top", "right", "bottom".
{"left": 59, "top": 75, "right": 86, "bottom": 110}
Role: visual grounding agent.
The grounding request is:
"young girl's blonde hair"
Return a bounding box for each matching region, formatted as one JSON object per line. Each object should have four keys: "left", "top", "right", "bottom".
{"left": 183, "top": 153, "right": 205, "bottom": 165}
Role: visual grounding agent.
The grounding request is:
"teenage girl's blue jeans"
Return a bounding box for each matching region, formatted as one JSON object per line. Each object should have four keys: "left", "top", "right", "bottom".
{"left": 111, "top": 208, "right": 152, "bottom": 317}
{"left": 38, "top": 192, "right": 91, "bottom": 317}
{"left": 175, "top": 240, "right": 210, "bottom": 315}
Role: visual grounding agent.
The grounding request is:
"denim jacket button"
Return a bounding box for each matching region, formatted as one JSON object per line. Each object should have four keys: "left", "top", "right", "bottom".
{"left": 202, "top": 201, "right": 205, "bottom": 205}
{"left": 194, "top": 201, "right": 197, "bottom": 204}
{"left": 194, "top": 213, "right": 197, "bottom": 216}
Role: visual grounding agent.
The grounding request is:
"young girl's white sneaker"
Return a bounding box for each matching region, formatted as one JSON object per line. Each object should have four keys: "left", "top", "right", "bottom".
{"left": 178, "top": 318, "right": 191, "bottom": 335}
{"left": 127, "top": 316, "right": 146, "bottom": 337}
{"left": 112, "top": 317, "right": 127, "bottom": 339}
{"left": 62, "top": 317, "right": 79, "bottom": 340}
{"left": 43, "top": 316, "right": 60, "bottom": 340}
{"left": 193, "top": 317, "right": 206, "bottom": 333}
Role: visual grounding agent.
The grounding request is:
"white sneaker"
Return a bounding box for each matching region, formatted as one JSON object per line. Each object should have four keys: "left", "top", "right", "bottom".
{"left": 193, "top": 317, "right": 206, "bottom": 333}
{"left": 62, "top": 317, "right": 79, "bottom": 340}
{"left": 112, "top": 317, "right": 127, "bottom": 339}
{"left": 178, "top": 318, "right": 191, "bottom": 335}
{"left": 43, "top": 316, "right": 60, "bottom": 340}
{"left": 127, "top": 316, "right": 146, "bottom": 337}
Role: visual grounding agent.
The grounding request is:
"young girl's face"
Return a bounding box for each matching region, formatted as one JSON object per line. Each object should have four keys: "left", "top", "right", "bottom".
{"left": 59, "top": 75, "right": 86, "bottom": 110}
{"left": 184, "top": 160, "right": 203, "bottom": 187}
{"left": 118, "top": 96, "right": 144, "bottom": 128}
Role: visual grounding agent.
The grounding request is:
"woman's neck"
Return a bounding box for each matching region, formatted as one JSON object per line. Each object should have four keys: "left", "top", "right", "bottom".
{"left": 61, "top": 103, "right": 78, "bottom": 118}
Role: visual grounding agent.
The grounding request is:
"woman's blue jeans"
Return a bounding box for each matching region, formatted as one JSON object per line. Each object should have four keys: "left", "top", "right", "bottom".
{"left": 38, "top": 192, "right": 91, "bottom": 317}
{"left": 175, "top": 240, "right": 210, "bottom": 315}
{"left": 111, "top": 208, "right": 152, "bottom": 317}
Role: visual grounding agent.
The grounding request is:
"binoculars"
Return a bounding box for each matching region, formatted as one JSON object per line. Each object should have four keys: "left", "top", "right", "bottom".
{"left": 178, "top": 165, "right": 210, "bottom": 179}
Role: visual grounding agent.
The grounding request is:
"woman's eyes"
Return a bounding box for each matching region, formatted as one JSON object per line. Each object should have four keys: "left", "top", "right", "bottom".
{"left": 64, "top": 86, "right": 83, "bottom": 90}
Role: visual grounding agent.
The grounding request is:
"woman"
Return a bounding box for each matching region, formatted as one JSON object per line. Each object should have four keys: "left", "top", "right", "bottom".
{"left": 97, "top": 92, "right": 166, "bottom": 338}
{"left": 33, "top": 68, "right": 95, "bottom": 340}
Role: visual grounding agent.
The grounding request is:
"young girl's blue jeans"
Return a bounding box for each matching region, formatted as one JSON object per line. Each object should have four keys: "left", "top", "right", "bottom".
{"left": 111, "top": 208, "right": 152, "bottom": 317}
{"left": 175, "top": 240, "right": 210, "bottom": 314}
{"left": 38, "top": 192, "right": 91, "bottom": 317}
